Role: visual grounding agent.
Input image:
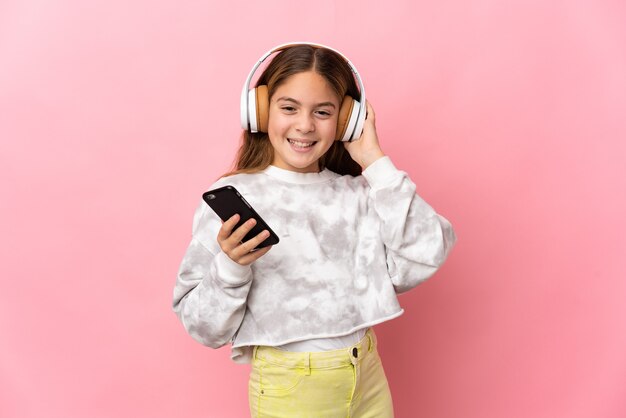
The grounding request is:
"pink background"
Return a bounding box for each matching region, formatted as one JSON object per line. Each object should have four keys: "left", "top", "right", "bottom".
{"left": 1, "top": 0, "right": 625, "bottom": 417}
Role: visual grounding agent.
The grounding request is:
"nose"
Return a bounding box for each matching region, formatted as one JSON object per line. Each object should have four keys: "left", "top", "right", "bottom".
{"left": 295, "top": 112, "right": 315, "bottom": 134}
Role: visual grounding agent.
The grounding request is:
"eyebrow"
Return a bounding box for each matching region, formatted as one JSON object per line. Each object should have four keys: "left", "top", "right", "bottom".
{"left": 275, "top": 96, "right": 336, "bottom": 108}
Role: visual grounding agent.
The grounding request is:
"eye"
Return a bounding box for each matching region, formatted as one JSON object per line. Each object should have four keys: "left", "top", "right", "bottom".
{"left": 281, "top": 106, "right": 296, "bottom": 113}
{"left": 315, "top": 110, "right": 333, "bottom": 117}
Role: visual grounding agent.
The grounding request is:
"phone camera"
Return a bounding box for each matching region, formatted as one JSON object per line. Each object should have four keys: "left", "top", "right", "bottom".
{"left": 207, "top": 194, "right": 215, "bottom": 200}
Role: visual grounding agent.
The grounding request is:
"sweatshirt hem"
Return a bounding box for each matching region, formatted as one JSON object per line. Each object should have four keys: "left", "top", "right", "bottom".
{"left": 230, "top": 309, "right": 405, "bottom": 363}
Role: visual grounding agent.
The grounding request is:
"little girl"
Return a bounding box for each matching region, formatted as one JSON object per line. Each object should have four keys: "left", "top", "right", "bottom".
{"left": 173, "top": 43, "right": 456, "bottom": 417}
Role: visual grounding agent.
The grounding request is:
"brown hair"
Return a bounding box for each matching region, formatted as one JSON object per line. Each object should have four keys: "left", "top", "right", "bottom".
{"left": 222, "top": 45, "right": 362, "bottom": 177}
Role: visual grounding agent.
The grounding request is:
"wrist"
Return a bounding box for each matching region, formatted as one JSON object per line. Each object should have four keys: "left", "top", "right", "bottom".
{"left": 360, "top": 149, "right": 385, "bottom": 170}
{"left": 362, "top": 156, "right": 400, "bottom": 189}
{"left": 214, "top": 251, "right": 253, "bottom": 287}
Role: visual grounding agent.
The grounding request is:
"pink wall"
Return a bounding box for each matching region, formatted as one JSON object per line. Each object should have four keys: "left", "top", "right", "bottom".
{"left": 1, "top": 1, "right": 625, "bottom": 417}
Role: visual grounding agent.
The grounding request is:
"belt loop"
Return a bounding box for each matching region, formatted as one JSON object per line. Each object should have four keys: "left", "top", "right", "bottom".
{"left": 304, "top": 352, "right": 311, "bottom": 376}
{"left": 367, "top": 330, "right": 374, "bottom": 352}
{"left": 253, "top": 345, "right": 259, "bottom": 360}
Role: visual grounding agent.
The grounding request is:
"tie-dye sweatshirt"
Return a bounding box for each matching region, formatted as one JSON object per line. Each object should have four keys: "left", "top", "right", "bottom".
{"left": 172, "top": 156, "right": 456, "bottom": 363}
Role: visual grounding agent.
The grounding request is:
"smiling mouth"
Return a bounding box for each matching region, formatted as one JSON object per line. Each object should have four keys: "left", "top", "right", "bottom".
{"left": 287, "top": 138, "right": 317, "bottom": 149}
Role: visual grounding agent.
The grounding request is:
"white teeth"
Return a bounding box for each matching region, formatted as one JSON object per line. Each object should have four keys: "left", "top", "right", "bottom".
{"left": 288, "top": 139, "right": 315, "bottom": 148}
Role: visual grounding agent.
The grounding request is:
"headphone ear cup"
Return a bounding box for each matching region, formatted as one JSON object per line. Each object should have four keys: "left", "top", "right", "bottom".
{"left": 336, "top": 96, "right": 354, "bottom": 141}
{"left": 256, "top": 85, "right": 270, "bottom": 133}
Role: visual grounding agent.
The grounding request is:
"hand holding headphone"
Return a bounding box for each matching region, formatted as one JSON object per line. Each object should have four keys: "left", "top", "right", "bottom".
{"left": 240, "top": 42, "right": 367, "bottom": 142}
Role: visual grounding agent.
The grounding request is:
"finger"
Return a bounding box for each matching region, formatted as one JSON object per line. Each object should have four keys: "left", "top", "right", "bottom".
{"left": 237, "top": 229, "right": 271, "bottom": 255}
{"left": 217, "top": 214, "right": 240, "bottom": 242}
{"left": 237, "top": 245, "right": 272, "bottom": 266}
{"left": 227, "top": 217, "right": 258, "bottom": 246}
{"left": 365, "top": 101, "right": 375, "bottom": 123}
{"left": 229, "top": 228, "right": 270, "bottom": 260}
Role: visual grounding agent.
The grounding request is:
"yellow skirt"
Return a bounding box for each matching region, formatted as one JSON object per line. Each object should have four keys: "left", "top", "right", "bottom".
{"left": 248, "top": 329, "right": 394, "bottom": 418}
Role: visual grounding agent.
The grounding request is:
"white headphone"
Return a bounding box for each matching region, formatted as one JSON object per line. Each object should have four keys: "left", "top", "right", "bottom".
{"left": 240, "top": 42, "right": 367, "bottom": 142}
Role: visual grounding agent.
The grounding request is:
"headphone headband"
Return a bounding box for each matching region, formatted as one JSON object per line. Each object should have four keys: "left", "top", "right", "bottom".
{"left": 240, "top": 42, "right": 367, "bottom": 142}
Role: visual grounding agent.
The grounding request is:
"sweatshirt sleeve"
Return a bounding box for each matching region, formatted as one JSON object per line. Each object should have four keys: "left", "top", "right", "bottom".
{"left": 362, "top": 156, "right": 457, "bottom": 293}
{"left": 172, "top": 200, "right": 253, "bottom": 348}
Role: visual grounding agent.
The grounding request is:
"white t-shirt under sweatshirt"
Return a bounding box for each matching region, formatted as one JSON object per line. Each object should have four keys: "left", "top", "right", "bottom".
{"left": 173, "top": 156, "right": 456, "bottom": 363}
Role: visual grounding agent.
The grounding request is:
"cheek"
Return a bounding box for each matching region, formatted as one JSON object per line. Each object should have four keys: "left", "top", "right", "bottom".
{"left": 267, "top": 112, "right": 287, "bottom": 136}
{"left": 321, "top": 118, "right": 338, "bottom": 138}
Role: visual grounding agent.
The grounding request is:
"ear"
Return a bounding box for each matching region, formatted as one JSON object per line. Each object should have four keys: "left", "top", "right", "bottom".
{"left": 256, "top": 85, "right": 270, "bottom": 133}
{"left": 336, "top": 96, "right": 354, "bottom": 141}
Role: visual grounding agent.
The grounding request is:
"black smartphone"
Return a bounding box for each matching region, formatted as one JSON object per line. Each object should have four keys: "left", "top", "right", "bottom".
{"left": 202, "top": 185, "right": 279, "bottom": 250}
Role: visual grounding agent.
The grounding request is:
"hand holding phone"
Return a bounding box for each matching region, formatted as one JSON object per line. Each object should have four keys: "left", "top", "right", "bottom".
{"left": 203, "top": 186, "right": 279, "bottom": 264}
{"left": 217, "top": 214, "right": 273, "bottom": 265}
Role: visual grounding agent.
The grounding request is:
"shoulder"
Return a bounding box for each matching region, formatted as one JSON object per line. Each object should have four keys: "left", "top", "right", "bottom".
{"left": 205, "top": 171, "right": 270, "bottom": 194}
{"left": 209, "top": 171, "right": 263, "bottom": 187}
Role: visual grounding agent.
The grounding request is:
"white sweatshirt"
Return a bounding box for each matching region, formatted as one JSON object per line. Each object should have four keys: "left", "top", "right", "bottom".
{"left": 172, "top": 157, "right": 456, "bottom": 363}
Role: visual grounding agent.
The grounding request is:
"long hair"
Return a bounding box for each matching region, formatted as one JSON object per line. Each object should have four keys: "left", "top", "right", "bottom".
{"left": 223, "top": 45, "right": 362, "bottom": 177}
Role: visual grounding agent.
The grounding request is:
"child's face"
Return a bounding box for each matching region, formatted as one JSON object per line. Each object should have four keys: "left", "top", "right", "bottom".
{"left": 267, "top": 71, "right": 339, "bottom": 173}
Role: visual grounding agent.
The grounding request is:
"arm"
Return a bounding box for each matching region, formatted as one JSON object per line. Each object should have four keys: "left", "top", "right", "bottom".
{"left": 172, "top": 201, "right": 253, "bottom": 348}
{"left": 345, "top": 101, "right": 456, "bottom": 293}
{"left": 363, "top": 157, "right": 457, "bottom": 293}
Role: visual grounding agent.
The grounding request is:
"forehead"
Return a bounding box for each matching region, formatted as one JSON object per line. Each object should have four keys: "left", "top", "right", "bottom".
{"left": 272, "top": 71, "right": 339, "bottom": 104}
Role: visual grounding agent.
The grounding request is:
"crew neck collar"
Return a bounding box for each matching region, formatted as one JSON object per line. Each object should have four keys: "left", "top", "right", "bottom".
{"left": 262, "top": 165, "right": 337, "bottom": 184}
